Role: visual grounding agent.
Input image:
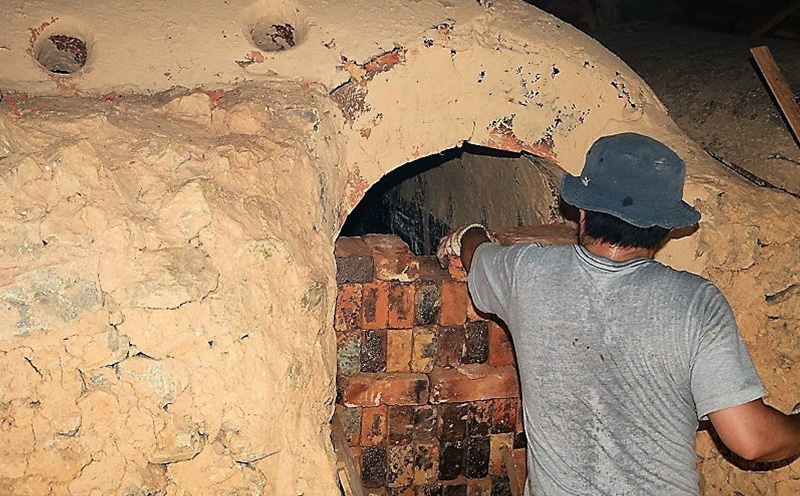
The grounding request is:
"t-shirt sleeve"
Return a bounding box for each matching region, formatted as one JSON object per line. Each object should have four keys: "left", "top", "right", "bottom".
{"left": 467, "top": 243, "right": 533, "bottom": 321}
{"left": 690, "top": 284, "right": 765, "bottom": 421}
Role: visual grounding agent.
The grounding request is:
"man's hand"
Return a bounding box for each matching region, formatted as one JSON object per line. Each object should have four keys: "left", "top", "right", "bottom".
{"left": 436, "top": 224, "right": 496, "bottom": 270}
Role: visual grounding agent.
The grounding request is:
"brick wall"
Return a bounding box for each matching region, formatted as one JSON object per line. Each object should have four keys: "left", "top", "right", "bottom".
{"left": 334, "top": 234, "right": 529, "bottom": 496}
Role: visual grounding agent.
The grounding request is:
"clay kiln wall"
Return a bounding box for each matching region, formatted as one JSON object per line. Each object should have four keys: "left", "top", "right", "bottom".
{"left": 0, "top": 0, "right": 799, "bottom": 494}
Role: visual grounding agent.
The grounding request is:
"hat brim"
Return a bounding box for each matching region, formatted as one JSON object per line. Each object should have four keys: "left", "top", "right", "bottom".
{"left": 561, "top": 174, "right": 701, "bottom": 229}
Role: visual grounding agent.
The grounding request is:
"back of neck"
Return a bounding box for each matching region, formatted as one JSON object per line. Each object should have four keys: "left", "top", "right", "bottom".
{"left": 581, "top": 238, "right": 656, "bottom": 262}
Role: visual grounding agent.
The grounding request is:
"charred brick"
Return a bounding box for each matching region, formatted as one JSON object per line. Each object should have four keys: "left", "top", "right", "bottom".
{"left": 362, "top": 445, "right": 388, "bottom": 488}
{"left": 438, "top": 440, "right": 464, "bottom": 481}
{"left": 464, "top": 436, "right": 490, "bottom": 479}
{"left": 463, "top": 321, "right": 489, "bottom": 365}
{"left": 362, "top": 329, "right": 387, "bottom": 373}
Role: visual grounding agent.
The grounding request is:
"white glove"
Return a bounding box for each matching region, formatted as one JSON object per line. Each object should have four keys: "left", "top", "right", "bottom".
{"left": 436, "top": 223, "right": 497, "bottom": 268}
{"left": 792, "top": 402, "right": 800, "bottom": 415}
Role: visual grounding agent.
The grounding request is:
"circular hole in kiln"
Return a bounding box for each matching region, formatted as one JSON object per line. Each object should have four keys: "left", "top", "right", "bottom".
{"left": 35, "top": 33, "right": 88, "bottom": 75}
{"left": 249, "top": 16, "right": 306, "bottom": 52}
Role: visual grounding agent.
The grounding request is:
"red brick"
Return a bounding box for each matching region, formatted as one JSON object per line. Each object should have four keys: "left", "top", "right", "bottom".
{"left": 388, "top": 406, "right": 415, "bottom": 445}
{"left": 467, "top": 401, "right": 492, "bottom": 437}
{"left": 389, "top": 487, "right": 415, "bottom": 496}
{"left": 336, "top": 237, "right": 374, "bottom": 284}
{"left": 467, "top": 478, "right": 492, "bottom": 496}
{"left": 335, "top": 284, "right": 362, "bottom": 332}
{"left": 413, "top": 405, "right": 437, "bottom": 441}
{"left": 488, "top": 322, "right": 515, "bottom": 367}
{"left": 337, "top": 331, "right": 362, "bottom": 376}
{"left": 387, "top": 329, "right": 413, "bottom": 372}
{"left": 512, "top": 448, "right": 527, "bottom": 483}
{"left": 362, "top": 445, "right": 388, "bottom": 488}
{"left": 464, "top": 436, "right": 490, "bottom": 479}
{"left": 436, "top": 327, "right": 465, "bottom": 369}
{"left": 438, "top": 440, "right": 464, "bottom": 480}
{"left": 361, "top": 329, "right": 387, "bottom": 373}
{"left": 337, "top": 405, "right": 363, "bottom": 447}
{"left": 411, "top": 327, "right": 438, "bottom": 373}
{"left": 489, "top": 433, "right": 514, "bottom": 475}
{"left": 413, "top": 443, "right": 440, "bottom": 485}
{"left": 418, "top": 256, "right": 449, "bottom": 281}
{"left": 340, "top": 373, "right": 430, "bottom": 407}
{"left": 446, "top": 255, "right": 468, "bottom": 282}
{"left": 429, "top": 365, "right": 519, "bottom": 404}
{"left": 438, "top": 403, "right": 468, "bottom": 441}
{"left": 414, "top": 283, "right": 441, "bottom": 326}
{"left": 440, "top": 282, "right": 468, "bottom": 326}
{"left": 415, "top": 485, "right": 441, "bottom": 496}
{"left": 463, "top": 321, "right": 489, "bottom": 365}
{"left": 491, "top": 399, "right": 519, "bottom": 434}
{"left": 336, "top": 236, "right": 373, "bottom": 257}
{"left": 388, "top": 283, "right": 415, "bottom": 328}
{"left": 387, "top": 445, "right": 415, "bottom": 488}
{"left": 362, "top": 283, "right": 390, "bottom": 330}
{"left": 466, "top": 298, "right": 489, "bottom": 322}
{"left": 363, "top": 234, "right": 411, "bottom": 252}
{"left": 442, "top": 482, "right": 468, "bottom": 496}
{"left": 364, "top": 234, "right": 420, "bottom": 282}
{"left": 376, "top": 251, "right": 420, "bottom": 282}
{"left": 361, "top": 406, "right": 388, "bottom": 446}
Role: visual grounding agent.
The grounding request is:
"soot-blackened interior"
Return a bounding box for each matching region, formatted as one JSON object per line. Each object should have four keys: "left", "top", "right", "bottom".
{"left": 341, "top": 145, "right": 562, "bottom": 255}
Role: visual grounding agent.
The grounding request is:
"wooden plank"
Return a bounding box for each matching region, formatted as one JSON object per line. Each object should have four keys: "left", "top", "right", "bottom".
{"left": 501, "top": 447, "right": 524, "bottom": 496}
{"left": 744, "top": 0, "right": 800, "bottom": 36}
{"left": 331, "top": 413, "right": 366, "bottom": 496}
{"left": 751, "top": 45, "right": 800, "bottom": 147}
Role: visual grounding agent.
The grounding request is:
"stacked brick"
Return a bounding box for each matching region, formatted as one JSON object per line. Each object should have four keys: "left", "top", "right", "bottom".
{"left": 335, "top": 234, "right": 528, "bottom": 496}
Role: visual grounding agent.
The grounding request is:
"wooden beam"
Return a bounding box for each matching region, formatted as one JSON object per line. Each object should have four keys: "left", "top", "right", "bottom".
{"left": 744, "top": 0, "right": 800, "bottom": 36}
{"left": 751, "top": 45, "right": 800, "bottom": 148}
{"left": 502, "top": 447, "right": 524, "bottom": 496}
{"left": 331, "top": 414, "right": 366, "bottom": 496}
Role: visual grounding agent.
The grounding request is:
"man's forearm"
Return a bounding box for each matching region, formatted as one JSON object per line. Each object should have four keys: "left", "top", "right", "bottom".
{"left": 750, "top": 407, "right": 800, "bottom": 462}
{"left": 460, "top": 227, "right": 491, "bottom": 272}
{"left": 710, "top": 400, "right": 800, "bottom": 462}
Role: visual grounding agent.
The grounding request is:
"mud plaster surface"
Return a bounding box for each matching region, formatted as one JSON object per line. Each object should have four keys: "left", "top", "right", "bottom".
{"left": 0, "top": 0, "right": 799, "bottom": 494}
{"left": 597, "top": 27, "right": 800, "bottom": 196}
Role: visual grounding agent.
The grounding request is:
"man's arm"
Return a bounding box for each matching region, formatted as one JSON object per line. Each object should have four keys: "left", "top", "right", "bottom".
{"left": 436, "top": 224, "right": 494, "bottom": 271}
{"left": 460, "top": 227, "right": 491, "bottom": 272}
{"left": 709, "top": 399, "right": 800, "bottom": 462}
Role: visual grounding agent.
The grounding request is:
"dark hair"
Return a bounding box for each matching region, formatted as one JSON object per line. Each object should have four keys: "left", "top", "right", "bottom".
{"left": 583, "top": 210, "right": 670, "bottom": 249}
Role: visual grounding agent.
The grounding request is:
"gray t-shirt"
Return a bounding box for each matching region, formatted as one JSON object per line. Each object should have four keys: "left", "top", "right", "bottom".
{"left": 468, "top": 243, "right": 765, "bottom": 496}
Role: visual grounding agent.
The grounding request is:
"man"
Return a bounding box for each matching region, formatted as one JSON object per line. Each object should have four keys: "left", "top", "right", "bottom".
{"left": 437, "top": 132, "right": 800, "bottom": 495}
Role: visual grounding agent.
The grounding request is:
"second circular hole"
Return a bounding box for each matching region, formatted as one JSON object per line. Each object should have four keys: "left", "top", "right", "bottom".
{"left": 35, "top": 33, "right": 88, "bottom": 75}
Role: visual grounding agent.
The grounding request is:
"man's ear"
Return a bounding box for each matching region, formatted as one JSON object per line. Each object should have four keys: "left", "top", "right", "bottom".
{"left": 578, "top": 210, "right": 586, "bottom": 238}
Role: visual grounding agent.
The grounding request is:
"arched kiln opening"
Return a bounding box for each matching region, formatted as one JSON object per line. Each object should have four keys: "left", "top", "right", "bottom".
{"left": 340, "top": 144, "right": 564, "bottom": 256}
{"left": 333, "top": 145, "right": 576, "bottom": 495}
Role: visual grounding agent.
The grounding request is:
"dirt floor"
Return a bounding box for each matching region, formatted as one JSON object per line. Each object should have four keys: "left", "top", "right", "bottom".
{"left": 596, "top": 27, "right": 800, "bottom": 196}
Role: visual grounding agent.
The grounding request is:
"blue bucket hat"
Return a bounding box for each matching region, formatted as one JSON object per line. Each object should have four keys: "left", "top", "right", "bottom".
{"left": 560, "top": 132, "right": 701, "bottom": 229}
